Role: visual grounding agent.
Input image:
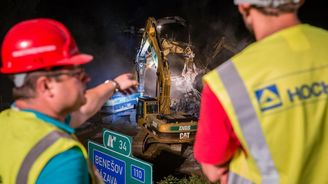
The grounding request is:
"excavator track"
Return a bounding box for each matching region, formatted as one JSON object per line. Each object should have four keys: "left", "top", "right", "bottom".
{"left": 132, "top": 129, "right": 149, "bottom": 158}
{"left": 133, "top": 128, "right": 171, "bottom": 160}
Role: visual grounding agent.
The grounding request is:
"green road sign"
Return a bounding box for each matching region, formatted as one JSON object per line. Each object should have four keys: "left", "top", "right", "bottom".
{"left": 103, "top": 129, "right": 131, "bottom": 156}
{"left": 88, "top": 129, "right": 153, "bottom": 184}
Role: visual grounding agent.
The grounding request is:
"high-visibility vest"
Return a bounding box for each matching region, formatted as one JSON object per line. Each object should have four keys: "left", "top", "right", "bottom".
{"left": 0, "top": 108, "right": 99, "bottom": 184}
{"left": 204, "top": 24, "right": 328, "bottom": 184}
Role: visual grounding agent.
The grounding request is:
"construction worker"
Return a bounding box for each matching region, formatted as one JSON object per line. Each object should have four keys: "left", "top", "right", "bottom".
{"left": 194, "top": 0, "right": 328, "bottom": 183}
{"left": 0, "top": 18, "right": 138, "bottom": 184}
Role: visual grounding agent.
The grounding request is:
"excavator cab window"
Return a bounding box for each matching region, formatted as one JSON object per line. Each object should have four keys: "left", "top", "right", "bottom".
{"left": 136, "top": 100, "right": 144, "bottom": 119}
{"left": 146, "top": 101, "right": 158, "bottom": 114}
{"left": 136, "top": 97, "right": 158, "bottom": 120}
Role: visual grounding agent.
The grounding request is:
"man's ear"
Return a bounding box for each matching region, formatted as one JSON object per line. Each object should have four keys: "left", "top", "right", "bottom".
{"left": 35, "top": 76, "right": 54, "bottom": 97}
{"left": 238, "top": 4, "right": 252, "bottom": 17}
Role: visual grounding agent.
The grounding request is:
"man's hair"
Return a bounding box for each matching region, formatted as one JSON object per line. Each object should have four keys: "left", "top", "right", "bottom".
{"left": 11, "top": 70, "right": 62, "bottom": 100}
{"left": 252, "top": 3, "right": 301, "bottom": 16}
{"left": 11, "top": 73, "right": 40, "bottom": 100}
{"left": 11, "top": 66, "right": 82, "bottom": 100}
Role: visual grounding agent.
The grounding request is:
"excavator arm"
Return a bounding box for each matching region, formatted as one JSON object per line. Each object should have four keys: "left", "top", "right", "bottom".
{"left": 136, "top": 17, "right": 171, "bottom": 115}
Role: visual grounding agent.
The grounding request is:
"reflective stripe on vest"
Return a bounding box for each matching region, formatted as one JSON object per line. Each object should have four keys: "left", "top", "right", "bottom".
{"left": 228, "top": 171, "right": 252, "bottom": 184}
{"left": 17, "top": 130, "right": 71, "bottom": 184}
{"left": 217, "top": 61, "right": 279, "bottom": 184}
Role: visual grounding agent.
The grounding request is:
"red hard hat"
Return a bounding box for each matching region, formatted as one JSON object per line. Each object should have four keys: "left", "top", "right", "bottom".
{"left": 0, "top": 18, "right": 93, "bottom": 74}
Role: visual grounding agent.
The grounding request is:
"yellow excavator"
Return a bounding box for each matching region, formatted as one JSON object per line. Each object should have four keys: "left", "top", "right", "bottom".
{"left": 133, "top": 17, "right": 198, "bottom": 161}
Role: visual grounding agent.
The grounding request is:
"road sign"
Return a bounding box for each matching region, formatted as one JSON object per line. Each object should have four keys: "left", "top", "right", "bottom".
{"left": 103, "top": 129, "right": 131, "bottom": 156}
{"left": 94, "top": 149, "right": 126, "bottom": 184}
{"left": 88, "top": 129, "right": 153, "bottom": 184}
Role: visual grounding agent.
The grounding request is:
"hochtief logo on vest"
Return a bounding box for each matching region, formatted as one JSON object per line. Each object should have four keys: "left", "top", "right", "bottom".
{"left": 255, "top": 84, "right": 283, "bottom": 112}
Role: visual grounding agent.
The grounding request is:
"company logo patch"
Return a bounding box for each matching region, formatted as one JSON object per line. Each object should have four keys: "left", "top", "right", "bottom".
{"left": 255, "top": 84, "right": 282, "bottom": 111}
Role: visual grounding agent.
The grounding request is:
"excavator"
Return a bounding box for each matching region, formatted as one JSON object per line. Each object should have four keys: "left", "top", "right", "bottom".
{"left": 133, "top": 17, "right": 198, "bottom": 162}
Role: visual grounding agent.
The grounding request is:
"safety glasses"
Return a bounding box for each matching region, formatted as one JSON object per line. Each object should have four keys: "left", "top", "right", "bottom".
{"left": 46, "top": 67, "right": 90, "bottom": 82}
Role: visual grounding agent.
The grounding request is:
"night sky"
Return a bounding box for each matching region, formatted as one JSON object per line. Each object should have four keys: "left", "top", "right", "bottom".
{"left": 0, "top": 0, "right": 327, "bottom": 105}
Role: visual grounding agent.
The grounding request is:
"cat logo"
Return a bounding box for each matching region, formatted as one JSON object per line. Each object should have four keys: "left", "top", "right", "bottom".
{"left": 255, "top": 84, "right": 283, "bottom": 112}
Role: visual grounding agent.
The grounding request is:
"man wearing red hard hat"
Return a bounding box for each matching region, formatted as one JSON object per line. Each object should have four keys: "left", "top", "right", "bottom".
{"left": 0, "top": 18, "right": 137, "bottom": 183}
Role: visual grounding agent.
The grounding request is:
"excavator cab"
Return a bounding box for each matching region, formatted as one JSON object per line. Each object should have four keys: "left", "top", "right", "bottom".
{"left": 136, "top": 96, "right": 159, "bottom": 125}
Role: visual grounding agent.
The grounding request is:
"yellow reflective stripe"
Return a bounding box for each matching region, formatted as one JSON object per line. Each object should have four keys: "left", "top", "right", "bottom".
{"left": 217, "top": 61, "right": 279, "bottom": 183}
{"left": 228, "top": 171, "right": 252, "bottom": 184}
{"left": 17, "top": 131, "right": 71, "bottom": 184}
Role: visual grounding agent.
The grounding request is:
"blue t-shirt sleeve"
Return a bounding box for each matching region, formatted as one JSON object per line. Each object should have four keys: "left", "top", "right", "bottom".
{"left": 37, "top": 147, "right": 90, "bottom": 184}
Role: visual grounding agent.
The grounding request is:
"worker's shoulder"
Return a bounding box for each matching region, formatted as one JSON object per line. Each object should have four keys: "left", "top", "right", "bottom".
{"left": 302, "top": 24, "right": 328, "bottom": 45}
{"left": 0, "top": 108, "right": 61, "bottom": 137}
{"left": 233, "top": 24, "right": 328, "bottom": 59}
{"left": 304, "top": 24, "right": 328, "bottom": 36}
